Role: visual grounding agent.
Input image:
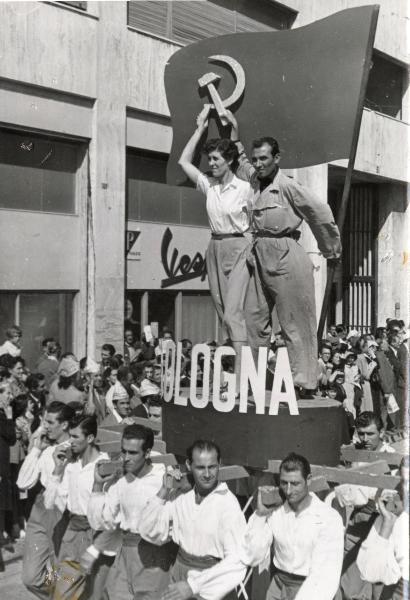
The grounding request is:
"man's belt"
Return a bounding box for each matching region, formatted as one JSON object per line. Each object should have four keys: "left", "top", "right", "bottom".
{"left": 211, "top": 233, "right": 245, "bottom": 240}
{"left": 253, "top": 230, "right": 301, "bottom": 241}
{"left": 273, "top": 567, "right": 307, "bottom": 584}
{"left": 177, "top": 547, "right": 221, "bottom": 569}
{"left": 122, "top": 531, "right": 141, "bottom": 547}
{"left": 68, "top": 513, "right": 91, "bottom": 531}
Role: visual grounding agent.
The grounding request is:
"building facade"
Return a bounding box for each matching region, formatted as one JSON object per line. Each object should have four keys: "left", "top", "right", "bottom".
{"left": 0, "top": 0, "right": 408, "bottom": 368}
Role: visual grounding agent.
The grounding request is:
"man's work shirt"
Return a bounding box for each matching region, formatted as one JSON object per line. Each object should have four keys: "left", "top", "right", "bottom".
{"left": 244, "top": 493, "right": 344, "bottom": 600}
{"left": 196, "top": 173, "right": 251, "bottom": 234}
{"left": 44, "top": 451, "right": 108, "bottom": 515}
{"left": 357, "top": 510, "right": 409, "bottom": 585}
{"left": 87, "top": 463, "right": 165, "bottom": 533}
{"left": 17, "top": 440, "right": 71, "bottom": 491}
{"left": 235, "top": 142, "right": 341, "bottom": 259}
{"left": 139, "top": 482, "right": 247, "bottom": 600}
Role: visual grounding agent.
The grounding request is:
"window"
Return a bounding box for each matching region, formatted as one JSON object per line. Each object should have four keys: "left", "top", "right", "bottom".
{"left": 364, "top": 53, "right": 405, "bottom": 119}
{"left": 0, "top": 129, "right": 84, "bottom": 214}
{"left": 0, "top": 292, "right": 74, "bottom": 370}
{"left": 126, "top": 149, "right": 209, "bottom": 227}
{"left": 128, "top": 0, "right": 296, "bottom": 44}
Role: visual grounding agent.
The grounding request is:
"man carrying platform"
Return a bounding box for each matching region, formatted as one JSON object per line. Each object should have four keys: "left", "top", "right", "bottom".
{"left": 43, "top": 414, "right": 113, "bottom": 599}
{"left": 139, "top": 439, "right": 247, "bottom": 600}
{"left": 333, "top": 411, "right": 396, "bottom": 600}
{"left": 244, "top": 452, "right": 344, "bottom": 600}
{"left": 226, "top": 111, "right": 342, "bottom": 395}
{"left": 17, "top": 401, "right": 74, "bottom": 599}
{"left": 87, "top": 424, "right": 176, "bottom": 599}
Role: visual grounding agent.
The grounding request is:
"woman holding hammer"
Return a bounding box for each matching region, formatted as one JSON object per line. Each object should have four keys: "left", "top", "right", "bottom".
{"left": 178, "top": 106, "right": 251, "bottom": 398}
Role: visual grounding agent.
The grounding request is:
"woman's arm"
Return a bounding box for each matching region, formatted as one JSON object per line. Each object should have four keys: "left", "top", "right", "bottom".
{"left": 178, "top": 105, "right": 210, "bottom": 186}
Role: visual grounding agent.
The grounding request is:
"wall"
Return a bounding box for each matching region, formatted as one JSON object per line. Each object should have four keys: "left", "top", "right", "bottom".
{"left": 0, "top": 211, "right": 81, "bottom": 289}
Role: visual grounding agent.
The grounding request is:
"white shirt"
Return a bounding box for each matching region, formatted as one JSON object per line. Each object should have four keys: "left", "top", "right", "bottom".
{"left": 197, "top": 173, "right": 250, "bottom": 234}
{"left": 44, "top": 451, "right": 108, "bottom": 515}
{"left": 357, "top": 511, "right": 409, "bottom": 584}
{"left": 139, "top": 482, "right": 247, "bottom": 600}
{"left": 0, "top": 340, "right": 21, "bottom": 357}
{"left": 335, "top": 442, "right": 396, "bottom": 507}
{"left": 244, "top": 493, "right": 344, "bottom": 600}
{"left": 87, "top": 463, "right": 165, "bottom": 533}
{"left": 17, "top": 440, "right": 71, "bottom": 491}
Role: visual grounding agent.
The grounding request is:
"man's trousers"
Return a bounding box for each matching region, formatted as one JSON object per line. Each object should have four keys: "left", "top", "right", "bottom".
{"left": 106, "top": 532, "right": 177, "bottom": 600}
{"left": 244, "top": 237, "right": 318, "bottom": 390}
{"left": 52, "top": 514, "right": 114, "bottom": 600}
{"left": 22, "top": 490, "right": 67, "bottom": 600}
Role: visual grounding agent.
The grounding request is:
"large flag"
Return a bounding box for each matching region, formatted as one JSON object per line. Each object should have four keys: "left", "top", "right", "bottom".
{"left": 165, "top": 5, "right": 379, "bottom": 186}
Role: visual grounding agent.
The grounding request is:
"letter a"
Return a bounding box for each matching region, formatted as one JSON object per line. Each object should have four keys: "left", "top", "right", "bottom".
{"left": 269, "top": 347, "right": 299, "bottom": 415}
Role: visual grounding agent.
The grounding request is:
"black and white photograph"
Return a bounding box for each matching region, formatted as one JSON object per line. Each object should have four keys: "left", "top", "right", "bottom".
{"left": 0, "top": 1, "right": 408, "bottom": 599}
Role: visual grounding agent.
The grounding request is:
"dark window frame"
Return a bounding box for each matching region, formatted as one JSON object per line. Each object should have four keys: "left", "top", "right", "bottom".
{"left": 0, "top": 127, "right": 86, "bottom": 215}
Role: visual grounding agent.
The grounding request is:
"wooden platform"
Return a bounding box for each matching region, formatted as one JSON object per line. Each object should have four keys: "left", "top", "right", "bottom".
{"left": 163, "top": 394, "right": 346, "bottom": 468}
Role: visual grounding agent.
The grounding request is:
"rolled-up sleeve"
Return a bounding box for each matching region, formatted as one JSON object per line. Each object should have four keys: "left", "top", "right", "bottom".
{"left": 286, "top": 181, "right": 342, "bottom": 259}
{"left": 44, "top": 472, "right": 68, "bottom": 514}
{"left": 196, "top": 173, "right": 211, "bottom": 196}
{"left": 139, "top": 495, "right": 173, "bottom": 545}
{"left": 17, "top": 447, "right": 42, "bottom": 490}
{"left": 87, "top": 483, "right": 120, "bottom": 531}
{"left": 243, "top": 512, "right": 274, "bottom": 567}
{"left": 295, "top": 511, "right": 344, "bottom": 600}
{"left": 357, "top": 516, "right": 405, "bottom": 585}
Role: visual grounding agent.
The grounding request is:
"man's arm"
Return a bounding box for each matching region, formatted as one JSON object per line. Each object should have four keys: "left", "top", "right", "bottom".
{"left": 357, "top": 502, "right": 405, "bottom": 585}
{"left": 286, "top": 179, "right": 342, "bottom": 259}
{"left": 43, "top": 447, "right": 69, "bottom": 513}
{"left": 295, "top": 510, "right": 344, "bottom": 600}
{"left": 87, "top": 464, "right": 121, "bottom": 531}
{"left": 224, "top": 110, "right": 255, "bottom": 183}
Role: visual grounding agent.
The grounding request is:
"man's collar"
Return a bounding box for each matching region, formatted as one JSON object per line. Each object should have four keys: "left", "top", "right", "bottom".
{"left": 258, "top": 168, "right": 281, "bottom": 192}
{"left": 284, "top": 492, "right": 323, "bottom": 517}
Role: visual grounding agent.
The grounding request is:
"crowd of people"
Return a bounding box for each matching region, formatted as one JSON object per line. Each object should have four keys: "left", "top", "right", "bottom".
{"left": 0, "top": 318, "right": 408, "bottom": 599}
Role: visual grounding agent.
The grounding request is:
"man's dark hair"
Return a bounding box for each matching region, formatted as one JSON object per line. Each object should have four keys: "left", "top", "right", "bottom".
{"left": 187, "top": 439, "right": 221, "bottom": 463}
{"left": 336, "top": 324, "right": 346, "bottom": 334}
{"left": 102, "top": 344, "right": 116, "bottom": 357}
{"left": 47, "top": 401, "right": 75, "bottom": 424}
{"left": 10, "top": 356, "right": 25, "bottom": 369}
{"left": 252, "top": 136, "right": 280, "bottom": 157}
{"left": 355, "top": 411, "right": 383, "bottom": 432}
{"left": 12, "top": 394, "right": 28, "bottom": 419}
{"left": 386, "top": 319, "right": 401, "bottom": 333}
{"left": 41, "top": 337, "right": 55, "bottom": 348}
{"left": 69, "top": 414, "right": 98, "bottom": 438}
{"left": 280, "top": 452, "right": 311, "bottom": 480}
{"left": 375, "top": 327, "right": 386, "bottom": 341}
{"left": 203, "top": 138, "right": 239, "bottom": 170}
{"left": 26, "top": 373, "right": 45, "bottom": 391}
{"left": 122, "top": 424, "right": 154, "bottom": 452}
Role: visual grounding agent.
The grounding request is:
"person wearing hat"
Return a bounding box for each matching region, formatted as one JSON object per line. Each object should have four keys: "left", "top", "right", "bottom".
{"left": 100, "top": 382, "right": 134, "bottom": 426}
{"left": 47, "top": 356, "right": 86, "bottom": 406}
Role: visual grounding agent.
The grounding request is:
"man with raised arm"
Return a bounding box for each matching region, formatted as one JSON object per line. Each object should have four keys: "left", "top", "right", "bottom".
{"left": 245, "top": 452, "right": 344, "bottom": 600}
{"left": 226, "top": 111, "right": 342, "bottom": 396}
{"left": 17, "top": 401, "right": 74, "bottom": 599}
{"left": 87, "top": 424, "right": 176, "bottom": 599}
{"left": 139, "top": 439, "right": 247, "bottom": 600}
{"left": 44, "top": 414, "right": 111, "bottom": 599}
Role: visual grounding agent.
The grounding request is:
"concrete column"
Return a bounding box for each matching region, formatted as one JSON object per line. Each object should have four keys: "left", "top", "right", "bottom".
{"left": 377, "top": 183, "right": 409, "bottom": 327}
{"left": 87, "top": 2, "right": 127, "bottom": 358}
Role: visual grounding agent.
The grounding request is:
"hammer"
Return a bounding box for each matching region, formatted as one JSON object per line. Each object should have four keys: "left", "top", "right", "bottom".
{"left": 198, "top": 72, "right": 229, "bottom": 126}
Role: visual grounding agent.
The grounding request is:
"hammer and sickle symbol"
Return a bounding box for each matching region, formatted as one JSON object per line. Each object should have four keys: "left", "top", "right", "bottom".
{"left": 198, "top": 55, "right": 246, "bottom": 126}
